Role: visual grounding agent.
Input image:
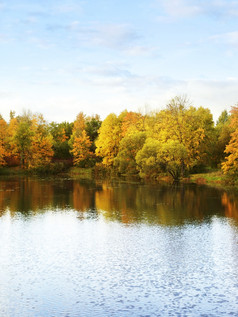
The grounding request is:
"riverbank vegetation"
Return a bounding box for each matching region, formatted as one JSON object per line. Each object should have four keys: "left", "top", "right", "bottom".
{"left": 1, "top": 96, "right": 238, "bottom": 185}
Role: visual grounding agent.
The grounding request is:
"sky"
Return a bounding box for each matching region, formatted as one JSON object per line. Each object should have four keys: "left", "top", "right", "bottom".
{"left": 0, "top": 0, "right": 238, "bottom": 123}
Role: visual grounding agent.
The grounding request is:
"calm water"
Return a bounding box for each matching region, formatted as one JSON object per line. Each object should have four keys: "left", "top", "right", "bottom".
{"left": 0, "top": 177, "right": 238, "bottom": 317}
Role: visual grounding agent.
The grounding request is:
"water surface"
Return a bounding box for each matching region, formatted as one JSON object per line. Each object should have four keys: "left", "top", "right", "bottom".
{"left": 0, "top": 177, "right": 238, "bottom": 316}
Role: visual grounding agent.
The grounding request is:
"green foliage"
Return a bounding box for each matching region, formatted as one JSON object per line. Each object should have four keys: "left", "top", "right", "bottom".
{"left": 0, "top": 99, "right": 238, "bottom": 182}
{"left": 136, "top": 138, "right": 162, "bottom": 178}
{"left": 157, "top": 140, "right": 187, "bottom": 181}
{"left": 85, "top": 115, "right": 102, "bottom": 153}
{"left": 136, "top": 138, "right": 187, "bottom": 181}
{"left": 114, "top": 132, "right": 146, "bottom": 174}
{"left": 212, "top": 110, "right": 232, "bottom": 167}
{"left": 14, "top": 114, "right": 34, "bottom": 168}
{"left": 49, "top": 121, "right": 73, "bottom": 159}
{"left": 30, "top": 162, "right": 69, "bottom": 175}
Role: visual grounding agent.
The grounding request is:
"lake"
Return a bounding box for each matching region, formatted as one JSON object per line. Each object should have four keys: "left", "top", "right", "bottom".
{"left": 0, "top": 176, "right": 238, "bottom": 316}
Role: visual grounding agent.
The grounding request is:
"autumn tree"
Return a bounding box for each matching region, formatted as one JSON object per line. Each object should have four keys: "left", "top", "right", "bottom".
{"left": 49, "top": 121, "right": 73, "bottom": 159}
{"left": 135, "top": 138, "right": 187, "bottom": 181}
{"left": 156, "top": 140, "right": 187, "bottom": 181}
{"left": 6, "top": 111, "right": 20, "bottom": 165}
{"left": 114, "top": 132, "right": 146, "bottom": 174}
{"left": 0, "top": 115, "right": 8, "bottom": 166}
{"left": 85, "top": 114, "right": 101, "bottom": 153}
{"left": 121, "top": 111, "right": 145, "bottom": 137}
{"left": 95, "top": 113, "right": 124, "bottom": 166}
{"left": 212, "top": 110, "right": 232, "bottom": 167}
{"left": 10, "top": 111, "right": 54, "bottom": 169}
{"left": 149, "top": 96, "right": 215, "bottom": 174}
{"left": 135, "top": 138, "right": 162, "bottom": 178}
{"left": 69, "top": 112, "right": 93, "bottom": 167}
{"left": 14, "top": 111, "right": 34, "bottom": 168}
{"left": 222, "top": 106, "right": 238, "bottom": 177}
{"left": 29, "top": 114, "right": 54, "bottom": 168}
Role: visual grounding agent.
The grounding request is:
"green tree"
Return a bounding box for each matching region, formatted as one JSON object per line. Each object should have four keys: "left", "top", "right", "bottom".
{"left": 149, "top": 96, "right": 215, "bottom": 174}
{"left": 157, "top": 140, "right": 187, "bottom": 181}
{"left": 14, "top": 111, "right": 34, "bottom": 168}
{"left": 85, "top": 114, "right": 101, "bottom": 153}
{"left": 114, "top": 132, "right": 146, "bottom": 174}
{"left": 49, "top": 121, "right": 73, "bottom": 159}
{"left": 136, "top": 138, "right": 162, "bottom": 178}
{"left": 213, "top": 110, "right": 232, "bottom": 167}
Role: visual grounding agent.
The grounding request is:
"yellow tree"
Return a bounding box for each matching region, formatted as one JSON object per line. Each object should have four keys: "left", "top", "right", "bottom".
{"left": 29, "top": 114, "right": 54, "bottom": 168}
{"left": 210, "top": 110, "right": 232, "bottom": 167}
{"left": 149, "top": 96, "right": 215, "bottom": 173}
{"left": 71, "top": 131, "right": 92, "bottom": 166}
{"left": 6, "top": 112, "right": 20, "bottom": 165}
{"left": 0, "top": 115, "right": 8, "bottom": 166}
{"left": 222, "top": 106, "right": 238, "bottom": 176}
{"left": 95, "top": 113, "right": 123, "bottom": 166}
{"left": 70, "top": 112, "right": 93, "bottom": 167}
{"left": 121, "top": 111, "right": 145, "bottom": 137}
{"left": 13, "top": 111, "right": 34, "bottom": 168}
{"left": 9, "top": 111, "right": 53, "bottom": 169}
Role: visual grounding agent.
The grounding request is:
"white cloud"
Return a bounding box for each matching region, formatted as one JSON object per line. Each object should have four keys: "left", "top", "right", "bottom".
{"left": 0, "top": 76, "right": 236, "bottom": 122}
{"left": 54, "top": 3, "right": 82, "bottom": 14}
{"left": 74, "top": 23, "right": 140, "bottom": 50}
{"left": 123, "top": 45, "right": 158, "bottom": 57}
{"left": 155, "top": 0, "right": 238, "bottom": 19}
{"left": 45, "top": 21, "right": 141, "bottom": 50}
{"left": 211, "top": 31, "right": 238, "bottom": 47}
{"left": 158, "top": 0, "right": 201, "bottom": 18}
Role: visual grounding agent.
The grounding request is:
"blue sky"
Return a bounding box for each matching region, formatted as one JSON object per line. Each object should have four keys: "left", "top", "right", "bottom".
{"left": 0, "top": 0, "right": 238, "bottom": 123}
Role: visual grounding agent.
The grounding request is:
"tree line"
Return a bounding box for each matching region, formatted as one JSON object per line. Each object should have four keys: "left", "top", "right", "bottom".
{"left": 0, "top": 97, "right": 238, "bottom": 181}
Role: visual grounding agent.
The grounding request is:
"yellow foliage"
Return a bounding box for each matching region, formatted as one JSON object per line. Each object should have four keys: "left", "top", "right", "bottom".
{"left": 70, "top": 114, "right": 93, "bottom": 166}
{"left": 95, "top": 113, "right": 122, "bottom": 166}
{"left": 71, "top": 131, "right": 92, "bottom": 166}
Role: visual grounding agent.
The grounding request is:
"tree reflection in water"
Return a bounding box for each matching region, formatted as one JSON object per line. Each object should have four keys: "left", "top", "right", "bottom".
{"left": 0, "top": 177, "right": 237, "bottom": 226}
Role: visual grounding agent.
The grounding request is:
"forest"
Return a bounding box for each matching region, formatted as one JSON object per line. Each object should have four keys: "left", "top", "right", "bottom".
{"left": 0, "top": 96, "right": 238, "bottom": 183}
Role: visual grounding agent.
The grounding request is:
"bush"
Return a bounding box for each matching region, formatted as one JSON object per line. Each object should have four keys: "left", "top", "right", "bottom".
{"left": 30, "top": 162, "right": 70, "bottom": 175}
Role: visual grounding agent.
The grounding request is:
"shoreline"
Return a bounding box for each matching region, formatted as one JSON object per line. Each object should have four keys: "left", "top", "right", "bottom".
{"left": 0, "top": 166, "right": 236, "bottom": 191}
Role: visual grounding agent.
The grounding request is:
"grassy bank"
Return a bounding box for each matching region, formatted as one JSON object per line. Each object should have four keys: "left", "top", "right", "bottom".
{"left": 188, "top": 171, "right": 225, "bottom": 187}
{"left": 0, "top": 162, "right": 71, "bottom": 177}
{"left": 0, "top": 165, "right": 234, "bottom": 190}
{"left": 0, "top": 166, "right": 26, "bottom": 176}
{"left": 69, "top": 167, "right": 93, "bottom": 179}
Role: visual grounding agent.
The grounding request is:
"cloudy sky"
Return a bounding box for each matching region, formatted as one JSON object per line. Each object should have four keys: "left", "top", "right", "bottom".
{"left": 0, "top": 0, "right": 238, "bottom": 123}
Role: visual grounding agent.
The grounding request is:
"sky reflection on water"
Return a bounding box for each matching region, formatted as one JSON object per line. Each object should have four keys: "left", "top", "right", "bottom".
{"left": 0, "top": 177, "right": 238, "bottom": 316}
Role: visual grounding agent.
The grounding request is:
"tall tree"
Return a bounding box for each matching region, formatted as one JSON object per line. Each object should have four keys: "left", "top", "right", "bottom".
{"left": 149, "top": 96, "right": 215, "bottom": 173}
{"left": 213, "top": 110, "right": 232, "bottom": 167}
{"left": 222, "top": 106, "right": 238, "bottom": 176}
{"left": 85, "top": 114, "right": 101, "bottom": 153}
{"left": 70, "top": 112, "right": 93, "bottom": 167}
{"left": 114, "top": 132, "right": 146, "bottom": 174}
{"left": 14, "top": 111, "right": 34, "bottom": 168}
{"left": 6, "top": 112, "right": 20, "bottom": 165}
{"left": 29, "top": 114, "right": 54, "bottom": 168}
{"left": 135, "top": 138, "right": 162, "bottom": 178}
{"left": 95, "top": 113, "right": 123, "bottom": 166}
{"left": 0, "top": 115, "right": 8, "bottom": 166}
{"left": 12, "top": 111, "right": 53, "bottom": 169}
{"left": 49, "top": 121, "right": 73, "bottom": 159}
